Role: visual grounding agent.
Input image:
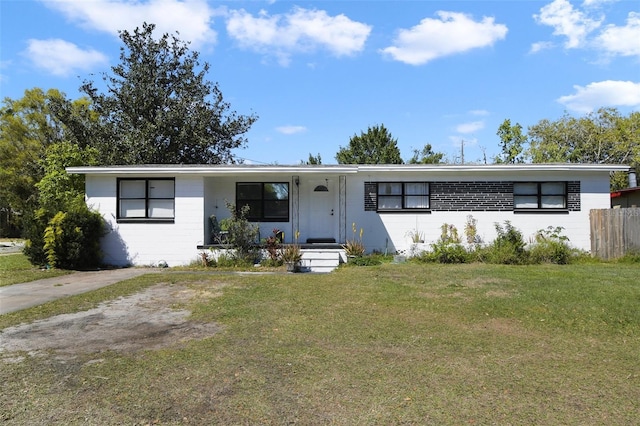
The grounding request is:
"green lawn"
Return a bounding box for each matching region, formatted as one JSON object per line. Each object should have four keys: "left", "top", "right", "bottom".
{"left": 1, "top": 262, "right": 639, "bottom": 424}
{"left": 0, "top": 252, "right": 70, "bottom": 287}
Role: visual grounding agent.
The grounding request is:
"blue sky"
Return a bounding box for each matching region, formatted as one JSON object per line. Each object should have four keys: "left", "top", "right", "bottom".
{"left": 1, "top": 0, "right": 639, "bottom": 165}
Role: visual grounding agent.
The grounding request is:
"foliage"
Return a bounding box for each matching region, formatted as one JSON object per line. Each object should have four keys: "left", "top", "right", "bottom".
{"left": 348, "top": 255, "right": 382, "bottom": 266}
{"left": 528, "top": 226, "right": 573, "bottom": 265}
{"left": 80, "top": 22, "right": 257, "bottom": 165}
{"left": 494, "top": 119, "right": 526, "bottom": 164}
{"left": 36, "top": 141, "right": 99, "bottom": 213}
{"left": 482, "top": 221, "right": 528, "bottom": 265}
{"left": 39, "top": 205, "right": 105, "bottom": 269}
{"left": 303, "top": 153, "right": 322, "bottom": 165}
{"left": 281, "top": 230, "right": 302, "bottom": 264}
{"left": 526, "top": 108, "right": 639, "bottom": 190}
{"left": 222, "top": 202, "right": 259, "bottom": 263}
{"left": 463, "top": 214, "right": 482, "bottom": 247}
{"left": 406, "top": 229, "right": 425, "bottom": 243}
{"left": 336, "top": 124, "right": 403, "bottom": 164}
{"left": 407, "top": 143, "right": 445, "bottom": 164}
{"left": 425, "top": 224, "right": 469, "bottom": 264}
{"left": 263, "top": 228, "right": 283, "bottom": 262}
{"left": 342, "top": 223, "right": 365, "bottom": 257}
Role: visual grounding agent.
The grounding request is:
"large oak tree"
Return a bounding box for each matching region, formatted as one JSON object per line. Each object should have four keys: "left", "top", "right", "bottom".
{"left": 81, "top": 22, "right": 257, "bottom": 165}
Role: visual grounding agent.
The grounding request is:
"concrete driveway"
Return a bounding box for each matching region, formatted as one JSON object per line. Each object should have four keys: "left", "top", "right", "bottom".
{"left": 0, "top": 269, "right": 157, "bottom": 315}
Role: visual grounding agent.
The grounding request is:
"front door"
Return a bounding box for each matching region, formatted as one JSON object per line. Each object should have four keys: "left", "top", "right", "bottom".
{"left": 307, "top": 179, "right": 337, "bottom": 242}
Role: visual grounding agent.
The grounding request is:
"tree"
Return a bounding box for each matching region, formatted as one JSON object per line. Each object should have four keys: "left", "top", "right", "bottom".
{"left": 80, "top": 22, "right": 257, "bottom": 165}
{"left": 303, "top": 153, "right": 322, "bottom": 165}
{"left": 526, "top": 108, "right": 639, "bottom": 190}
{"left": 336, "top": 124, "right": 403, "bottom": 164}
{"left": 495, "top": 119, "right": 526, "bottom": 164}
{"left": 408, "top": 144, "right": 445, "bottom": 164}
{"left": 0, "top": 88, "right": 73, "bottom": 235}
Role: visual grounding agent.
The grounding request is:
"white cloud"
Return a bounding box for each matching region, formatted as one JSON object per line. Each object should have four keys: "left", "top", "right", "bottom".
{"left": 25, "top": 39, "right": 108, "bottom": 77}
{"left": 557, "top": 80, "right": 640, "bottom": 113}
{"left": 529, "top": 41, "right": 555, "bottom": 54}
{"left": 380, "top": 11, "right": 507, "bottom": 65}
{"left": 456, "top": 121, "right": 485, "bottom": 134}
{"left": 533, "top": 0, "right": 602, "bottom": 49}
{"left": 276, "top": 125, "right": 307, "bottom": 135}
{"left": 42, "top": 0, "right": 218, "bottom": 47}
{"left": 595, "top": 11, "right": 640, "bottom": 58}
{"left": 469, "top": 109, "right": 490, "bottom": 116}
{"left": 226, "top": 7, "right": 371, "bottom": 66}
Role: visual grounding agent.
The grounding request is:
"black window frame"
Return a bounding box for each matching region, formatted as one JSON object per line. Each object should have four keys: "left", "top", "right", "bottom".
{"left": 236, "top": 182, "right": 290, "bottom": 222}
{"left": 117, "top": 178, "right": 175, "bottom": 223}
{"left": 376, "top": 182, "right": 430, "bottom": 212}
{"left": 513, "top": 181, "right": 568, "bottom": 212}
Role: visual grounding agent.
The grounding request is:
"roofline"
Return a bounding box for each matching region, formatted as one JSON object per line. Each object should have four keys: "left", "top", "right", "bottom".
{"left": 67, "top": 163, "right": 630, "bottom": 175}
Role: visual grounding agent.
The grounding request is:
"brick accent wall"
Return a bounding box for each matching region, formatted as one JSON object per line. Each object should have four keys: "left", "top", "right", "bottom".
{"left": 364, "top": 182, "right": 377, "bottom": 211}
{"left": 364, "top": 180, "right": 581, "bottom": 212}
{"left": 567, "top": 181, "right": 580, "bottom": 211}
{"left": 430, "top": 181, "right": 513, "bottom": 211}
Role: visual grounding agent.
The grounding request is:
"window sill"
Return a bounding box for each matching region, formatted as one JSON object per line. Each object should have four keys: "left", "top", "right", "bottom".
{"left": 513, "top": 209, "right": 569, "bottom": 214}
{"left": 117, "top": 218, "right": 175, "bottom": 224}
{"left": 377, "top": 209, "right": 432, "bottom": 214}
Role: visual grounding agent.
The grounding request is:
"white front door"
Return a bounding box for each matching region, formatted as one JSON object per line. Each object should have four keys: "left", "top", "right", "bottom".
{"left": 307, "top": 179, "right": 337, "bottom": 241}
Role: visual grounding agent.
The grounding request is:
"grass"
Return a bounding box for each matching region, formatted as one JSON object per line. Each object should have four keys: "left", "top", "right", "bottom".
{"left": 2, "top": 263, "right": 640, "bottom": 424}
{"left": 0, "top": 252, "right": 70, "bottom": 287}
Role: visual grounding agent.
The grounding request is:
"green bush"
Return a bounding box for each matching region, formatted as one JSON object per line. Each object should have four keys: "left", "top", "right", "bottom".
{"left": 483, "top": 221, "right": 528, "bottom": 265}
{"left": 222, "top": 202, "right": 260, "bottom": 263}
{"left": 528, "top": 226, "right": 573, "bottom": 265}
{"left": 39, "top": 205, "right": 105, "bottom": 269}
{"left": 425, "top": 224, "right": 470, "bottom": 264}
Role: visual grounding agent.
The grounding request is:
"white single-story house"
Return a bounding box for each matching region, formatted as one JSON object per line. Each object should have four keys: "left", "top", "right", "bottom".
{"left": 67, "top": 163, "right": 628, "bottom": 269}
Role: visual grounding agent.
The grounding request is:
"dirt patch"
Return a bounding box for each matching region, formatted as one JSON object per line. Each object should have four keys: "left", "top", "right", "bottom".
{"left": 0, "top": 283, "right": 222, "bottom": 360}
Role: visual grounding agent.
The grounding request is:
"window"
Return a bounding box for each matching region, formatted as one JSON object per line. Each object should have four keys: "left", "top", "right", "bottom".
{"left": 377, "top": 182, "right": 429, "bottom": 211}
{"left": 118, "top": 178, "right": 175, "bottom": 221}
{"left": 236, "top": 182, "right": 289, "bottom": 221}
{"left": 514, "top": 182, "right": 566, "bottom": 210}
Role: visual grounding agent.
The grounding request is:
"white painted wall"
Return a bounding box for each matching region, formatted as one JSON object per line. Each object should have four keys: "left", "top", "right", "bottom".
{"left": 84, "top": 167, "right": 613, "bottom": 266}
{"left": 86, "top": 175, "right": 204, "bottom": 267}
{"left": 343, "top": 170, "right": 611, "bottom": 254}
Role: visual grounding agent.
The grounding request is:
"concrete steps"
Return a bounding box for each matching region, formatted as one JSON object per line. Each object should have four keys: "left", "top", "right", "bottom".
{"left": 300, "top": 249, "right": 344, "bottom": 273}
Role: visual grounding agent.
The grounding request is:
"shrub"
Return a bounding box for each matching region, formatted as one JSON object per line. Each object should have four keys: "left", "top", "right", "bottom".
{"left": 483, "top": 221, "right": 528, "bottom": 265}
{"left": 343, "top": 222, "right": 365, "bottom": 257}
{"left": 41, "top": 206, "right": 105, "bottom": 269}
{"left": 528, "top": 226, "right": 572, "bottom": 264}
{"left": 426, "top": 224, "right": 469, "bottom": 264}
{"left": 222, "top": 202, "right": 260, "bottom": 263}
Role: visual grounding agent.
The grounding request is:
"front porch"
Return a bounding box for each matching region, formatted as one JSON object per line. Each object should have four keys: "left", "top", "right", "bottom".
{"left": 196, "top": 243, "right": 346, "bottom": 273}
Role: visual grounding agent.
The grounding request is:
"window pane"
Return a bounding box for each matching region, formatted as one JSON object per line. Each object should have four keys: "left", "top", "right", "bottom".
{"left": 541, "top": 195, "right": 565, "bottom": 209}
{"left": 264, "top": 183, "right": 288, "bottom": 200}
{"left": 514, "top": 196, "right": 538, "bottom": 209}
{"left": 120, "top": 199, "right": 145, "bottom": 217}
{"left": 148, "top": 200, "right": 175, "bottom": 218}
{"left": 405, "top": 182, "right": 428, "bottom": 195}
{"left": 378, "top": 195, "right": 402, "bottom": 209}
{"left": 514, "top": 183, "right": 537, "bottom": 195}
{"left": 148, "top": 180, "right": 174, "bottom": 198}
{"left": 378, "top": 183, "right": 402, "bottom": 195}
{"left": 120, "top": 180, "right": 145, "bottom": 198}
{"left": 239, "top": 201, "right": 262, "bottom": 220}
{"left": 405, "top": 195, "right": 429, "bottom": 209}
{"left": 237, "top": 183, "right": 261, "bottom": 199}
{"left": 541, "top": 182, "right": 565, "bottom": 195}
{"left": 264, "top": 200, "right": 288, "bottom": 219}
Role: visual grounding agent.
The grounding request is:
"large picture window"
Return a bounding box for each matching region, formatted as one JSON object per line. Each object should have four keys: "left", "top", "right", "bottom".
{"left": 236, "top": 182, "right": 289, "bottom": 221}
{"left": 118, "top": 178, "right": 175, "bottom": 221}
{"left": 514, "top": 182, "right": 567, "bottom": 210}
{"left": 377, "top": 182, "right": 429, "bottom": 211}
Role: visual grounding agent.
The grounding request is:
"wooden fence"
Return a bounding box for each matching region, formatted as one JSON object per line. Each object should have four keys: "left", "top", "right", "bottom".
{"left": 590, "top": 208, "right": 640, "bottom": 260}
